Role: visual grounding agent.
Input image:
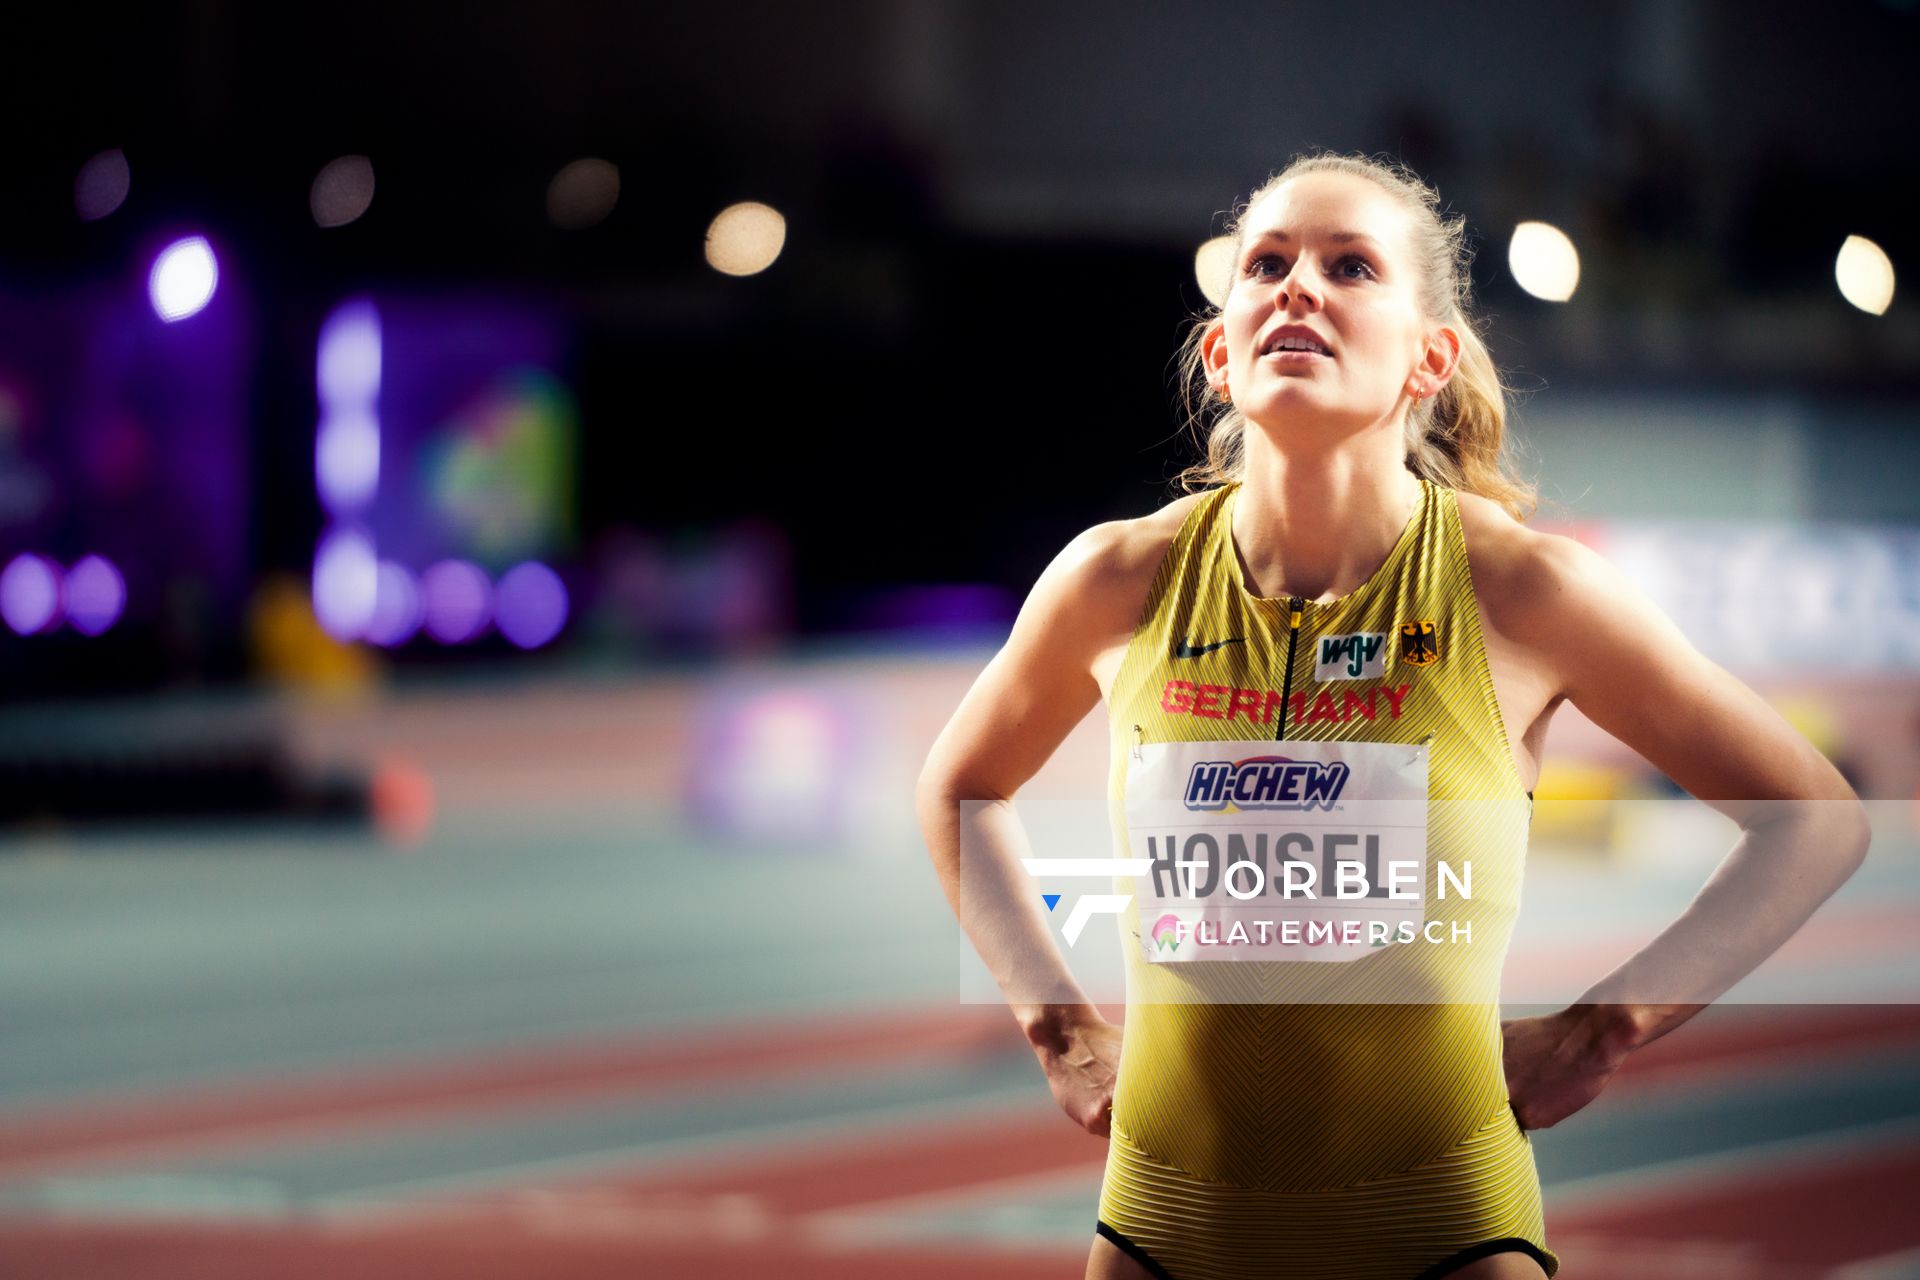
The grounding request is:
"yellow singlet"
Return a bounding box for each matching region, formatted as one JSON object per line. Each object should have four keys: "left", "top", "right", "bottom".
{"left": 1096, "top": 477, "right": 1560, "bottom": 1279}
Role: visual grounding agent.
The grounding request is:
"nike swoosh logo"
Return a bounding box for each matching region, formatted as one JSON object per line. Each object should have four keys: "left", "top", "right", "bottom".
{"left": 1173, "top": 637, "right": 1245, "bottom": 659}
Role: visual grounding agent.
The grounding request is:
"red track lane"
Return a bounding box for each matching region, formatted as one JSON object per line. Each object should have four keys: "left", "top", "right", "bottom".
{"left": 0, "top": 1005, "right": 1030, "bottom": 1177}
{"left": 1552, "top": 1137, "right": 1920, "bottom": 1271}
{"left": 1603, "top": 1003, "right": 1920, "bottom": 1091}
{"left": 379, "top": 1008, "right": 1920, "bottom": 1241}
{"left": 3, "top": 1008, "right": 1917, "bottom": 1279}
{"left": 0, "top": 1220, "right": 1084, "bottom": 1280}
{"left": 1504, "top": 906, "right": 1920, "bottom": 1003}
{"left": 1, "top": 1003, "right": 1910, "bottom": 1182}
{"left": 423, "top": 1104, "right": 1107, "bottom": 1219}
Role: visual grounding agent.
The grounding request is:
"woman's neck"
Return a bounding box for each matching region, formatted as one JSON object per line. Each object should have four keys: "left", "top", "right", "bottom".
{"left": 1230, "top": 431, "right": 1423, "bottom": 604}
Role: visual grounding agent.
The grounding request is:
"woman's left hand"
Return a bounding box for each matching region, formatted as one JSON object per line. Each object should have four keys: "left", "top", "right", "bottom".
{"left": 1500, "top": 1006, "right": 1640, "bottom": 1131}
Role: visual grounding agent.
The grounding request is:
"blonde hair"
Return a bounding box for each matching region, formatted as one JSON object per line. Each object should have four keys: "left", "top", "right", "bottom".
{"left": 1175, "top": 152, "right": 1537, "bottom": 522}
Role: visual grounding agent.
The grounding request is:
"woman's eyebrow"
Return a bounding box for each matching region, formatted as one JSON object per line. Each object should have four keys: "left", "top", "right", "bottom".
{"left": 1244, "top": 229, "right": 1383, "bottom": 251}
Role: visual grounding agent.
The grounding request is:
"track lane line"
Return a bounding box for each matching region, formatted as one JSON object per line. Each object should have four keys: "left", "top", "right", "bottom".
{"left": 0, "top": 1006, "right": 1024, "bottom": 1178}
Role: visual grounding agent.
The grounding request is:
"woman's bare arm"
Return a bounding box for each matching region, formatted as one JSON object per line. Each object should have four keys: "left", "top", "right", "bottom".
{"left": 916, "top": 504, "right": 1185, "bottom": 1133}
{"left": 1501, "top": 528, "right": 1871, "bottom": 1108}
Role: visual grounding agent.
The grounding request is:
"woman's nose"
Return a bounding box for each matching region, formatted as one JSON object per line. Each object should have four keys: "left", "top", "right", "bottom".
{"left": 1276, "top": 268, "right": 1323, "bottom": 311}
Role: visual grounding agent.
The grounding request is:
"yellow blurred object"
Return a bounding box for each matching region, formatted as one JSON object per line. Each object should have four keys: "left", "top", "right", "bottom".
{"left": 1532, "top": 760, "right": 1630, "bottom": 803}
{"left": 1768, "top": 694, "right": 1840, "bottom": 757}
{"left": 1528, "top": 760, "right": 1635, "bottom": 858}
{"left": 247, "top": 573, "right": 378, "bottom": 693}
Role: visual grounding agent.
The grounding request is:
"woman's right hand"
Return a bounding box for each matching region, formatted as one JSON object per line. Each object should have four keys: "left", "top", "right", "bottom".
{"left": 1028, "top": 1011, "right": 1124, "bottom": 1138}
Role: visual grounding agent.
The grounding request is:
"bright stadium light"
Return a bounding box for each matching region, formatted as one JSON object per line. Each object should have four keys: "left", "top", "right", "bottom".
{"left": 1195, "top": 235, "right": 1235, "bottom": 308}
{"left": 705, "top": 201, "right": 786, "bottom": 277}
{"left": 1835, "top": 235, "right": 1895, "bottom": 315}
{"left": 1507, "top": 221, "right": 1580, "bottom": 303}
{"left": 149, "top": 236, "right": 219, "bottom": 322}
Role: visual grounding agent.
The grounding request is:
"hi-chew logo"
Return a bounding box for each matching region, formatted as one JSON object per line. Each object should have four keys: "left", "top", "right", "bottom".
{"left": 1184, "top": 755, "right": 1351, "bottom": 812}
{"left": 1316, "top": 631, "right": 1388, "bottom": 681}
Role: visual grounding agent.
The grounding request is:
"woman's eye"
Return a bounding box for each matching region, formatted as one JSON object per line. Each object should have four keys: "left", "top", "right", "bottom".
{"left": 1243, "top": 253, "right": 1375, "bottom": 280}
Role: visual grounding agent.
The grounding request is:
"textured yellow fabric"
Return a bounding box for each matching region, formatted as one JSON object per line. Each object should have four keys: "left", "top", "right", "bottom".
{"left": 1096, "top": 478, "right": 1560, "bottom": 1278}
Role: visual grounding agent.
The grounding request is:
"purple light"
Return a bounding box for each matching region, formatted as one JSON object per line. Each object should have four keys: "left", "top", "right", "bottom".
{"left": 312, "top": 527, "right": 377, "bottom": 640}
{"left": 685, "top": 689, "right": 855, "bottom": 840}
{"left": 63, "top": 555, "right": 126, "bottom": 636}
{"left": 863, "top": 584, "right": 1017, "bottom": 633}
{"left": 148, "top": 236, "right": 219, "bottom": 322}
{"left": 495, "top": 561, "right": 568, "bottom": 649}
{"left": 316, "top": 409, "right": 380, "bottom": 514}
{"left": 421, "top": 559, "right": 491, "bottom": 643}
{"left": 365, "top": 561, "right": 422, "bottom": 647}
{"left": 317, "top": 300, "right": 381, "bottom": 410}
{"left": 1, "top": 554, "right": 61, "bottom": 635}
{"left": 313, "top": 302, "right": 383, "bottom": 601}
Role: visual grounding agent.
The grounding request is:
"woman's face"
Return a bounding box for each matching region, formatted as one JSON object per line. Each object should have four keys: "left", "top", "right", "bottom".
{"left": 1206, "top": 172, "right": 1454, "bottom": 435}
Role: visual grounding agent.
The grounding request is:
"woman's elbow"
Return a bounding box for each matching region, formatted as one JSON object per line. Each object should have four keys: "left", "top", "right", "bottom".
{"left": 1840, "top": 797, "right": 1873, "bottom": 871}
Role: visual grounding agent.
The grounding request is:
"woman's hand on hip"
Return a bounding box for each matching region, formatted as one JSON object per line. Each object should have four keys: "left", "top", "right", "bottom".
{"left": 1501, "top": 1005, "right": 1639, "bottom": 1131}
{"left": 1029, "top": 1010, "right": 1124, "bottom": 1138}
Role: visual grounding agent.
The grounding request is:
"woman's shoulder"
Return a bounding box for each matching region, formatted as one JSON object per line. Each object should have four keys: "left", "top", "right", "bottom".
{"left": 1450, "top": 486, "right": 1621, "bottom": 646}
{"left": 1059, "top": 488, "right": 1213, "bottom": 595}
{"left": 1045, "top": 489, "right": 1215, "bottom": 694}
{"left": 1029, "top": 488, "right": 1215, "bottom": 639}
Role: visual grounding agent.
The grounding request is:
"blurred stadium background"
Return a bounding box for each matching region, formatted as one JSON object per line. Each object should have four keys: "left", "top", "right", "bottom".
{"left": 2, "top": 2, "right": 1918, "bottom": 1277}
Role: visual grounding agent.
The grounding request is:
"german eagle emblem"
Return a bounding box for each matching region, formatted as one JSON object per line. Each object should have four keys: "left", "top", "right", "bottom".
{"left": 1399, "top": 619, "right": 1439, "bottom": 666}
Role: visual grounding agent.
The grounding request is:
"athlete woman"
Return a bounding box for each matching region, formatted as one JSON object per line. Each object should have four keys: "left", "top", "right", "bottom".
{"left": 917, "top": 152, "right": 1869, "bottom": 1280}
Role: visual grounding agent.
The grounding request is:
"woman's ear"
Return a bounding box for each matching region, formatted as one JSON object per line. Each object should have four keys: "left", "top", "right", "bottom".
{"left": 1414, "top": 321, "right": 1463, "bottom": 399}
{"left": 1201, "top": 319, "right": 1232, "bottom": 400}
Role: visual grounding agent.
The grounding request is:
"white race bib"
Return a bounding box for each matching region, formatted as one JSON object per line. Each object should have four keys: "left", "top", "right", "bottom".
{"left": 1124, "top": 738, "right": 1429, "bottom": 963}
